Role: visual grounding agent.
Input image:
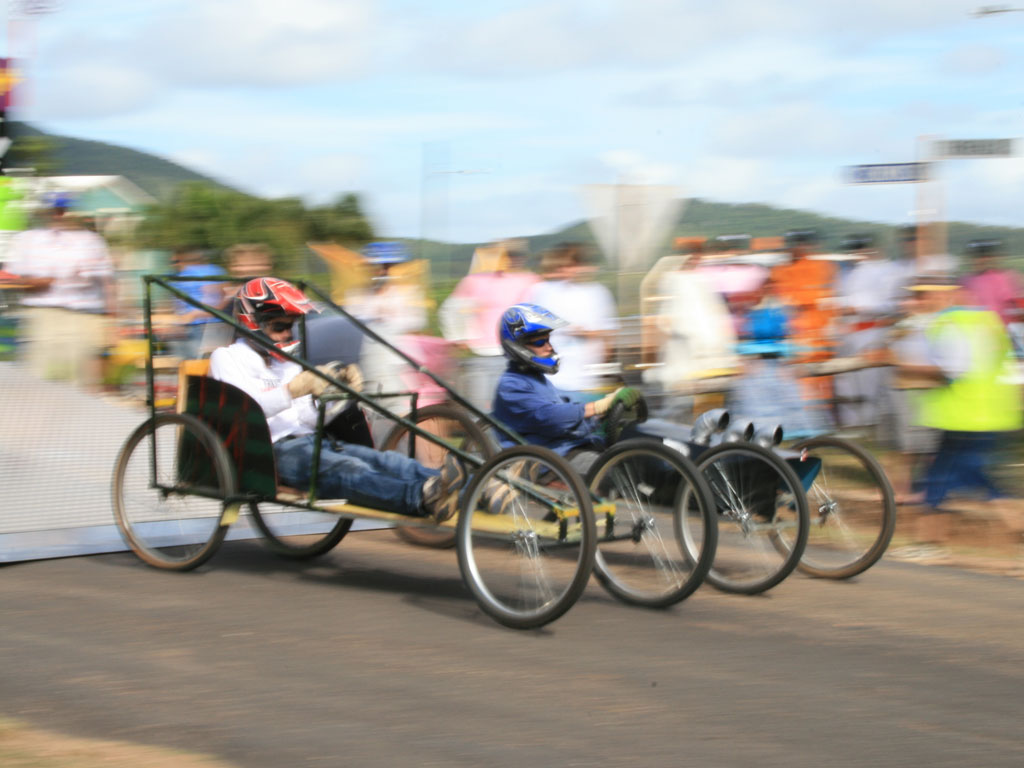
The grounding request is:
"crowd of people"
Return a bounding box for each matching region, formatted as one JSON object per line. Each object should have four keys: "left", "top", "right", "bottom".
{"left": 2, "top": 210, "right": 1022, "bottom": 551}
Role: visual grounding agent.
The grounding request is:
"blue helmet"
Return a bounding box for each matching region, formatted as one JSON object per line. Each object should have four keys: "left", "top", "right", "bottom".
{"left": 363, "top": 241, "right": 410, "bottom": 265}
{"left": 499, "top": 303, "right": 568, "bottom": 375}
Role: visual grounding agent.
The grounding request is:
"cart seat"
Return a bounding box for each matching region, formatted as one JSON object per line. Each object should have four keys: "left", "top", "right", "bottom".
{"left": 182, "top": 371, "right": 280, "bottom": 499}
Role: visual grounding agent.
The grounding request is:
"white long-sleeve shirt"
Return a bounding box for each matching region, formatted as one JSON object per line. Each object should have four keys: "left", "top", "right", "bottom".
{"left": 209, "top": 340, "right": 319, "bottom": 443}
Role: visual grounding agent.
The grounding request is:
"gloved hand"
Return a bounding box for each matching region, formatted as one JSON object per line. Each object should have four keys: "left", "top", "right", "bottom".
{"left": 329, "top": 363, "right": 363, "bottom": 394}
{"left": 591, "top": 386, "right": 641, "bottom": 417}
{"left": 287, "top": 361, "right": 365, "bottom": 400}
{"left": 286, "top": 367, "right": 332, "bottom": 399}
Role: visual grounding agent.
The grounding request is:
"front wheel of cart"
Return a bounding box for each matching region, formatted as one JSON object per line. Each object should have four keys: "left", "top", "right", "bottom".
{"left": 688, "top": 442, "right": 809, "bottom": 595}
{"left": 383, "top": 404, "right": 494, "bottom": 549}
{"left": 112, "top": 413, "right": 238, "bottom": 571}
{"left": 586, "top": 439, "right": 718, "bottom": 608}
{"left": 457, "top": 445, "right": 596, "bottom": 629}
{"left": 788, "top": 436, "right": 896, "bottom": 579}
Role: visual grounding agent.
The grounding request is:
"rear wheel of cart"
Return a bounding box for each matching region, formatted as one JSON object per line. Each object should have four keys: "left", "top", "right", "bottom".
{"left": 457, "top": 445, "right": 596, "bottom": 629}
{"left": 788, "top": 436, "right": 896, "bottom": 579}
{"left": 113, "top": 413, "right": 237, "bottom": 571}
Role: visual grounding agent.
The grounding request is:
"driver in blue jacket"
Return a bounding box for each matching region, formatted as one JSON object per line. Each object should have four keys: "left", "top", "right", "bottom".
{"left": 491, "top": 303, "right": 640, "bottom": 474}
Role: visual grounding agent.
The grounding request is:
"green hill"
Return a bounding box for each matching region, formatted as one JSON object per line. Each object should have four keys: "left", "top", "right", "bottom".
{"left": 523, "top": 198, "right": 1024, "bottom": 270}
{"left": 6, "top": 122, "right": 1023, "bottom": 269}
{"left": 6, "top": 122, "right": 237, "bottom": 200}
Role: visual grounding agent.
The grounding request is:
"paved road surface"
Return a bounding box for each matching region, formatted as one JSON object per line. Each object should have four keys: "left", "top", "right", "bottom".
{"left": 2, "top": 531, "right": 1022, "bottom": 767}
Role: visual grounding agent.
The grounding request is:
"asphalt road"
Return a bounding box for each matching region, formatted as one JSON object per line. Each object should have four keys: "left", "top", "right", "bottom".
{"left": 2, "top": 531, "right": 1022, "bottom": 768}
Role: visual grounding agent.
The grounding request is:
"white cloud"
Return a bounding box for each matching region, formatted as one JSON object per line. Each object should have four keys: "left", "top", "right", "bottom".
{"left": 137, "top": 0, "right": 378, "bottom": 87}
{"left": 598, "top": 150, "right": 679, "bottom": 185}
{"left": 410, "top": 0, "right": 974, "bottom": 76}
{"left": 32, "top": 64, "right": 160, "bottom": 120}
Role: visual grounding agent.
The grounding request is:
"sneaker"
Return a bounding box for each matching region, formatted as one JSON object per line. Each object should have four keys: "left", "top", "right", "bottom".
{"left": 421, "top": 453, "right": 467, "bottom": 523}
{"left": 481, "top": 477, "right": 520, "bottom": 515}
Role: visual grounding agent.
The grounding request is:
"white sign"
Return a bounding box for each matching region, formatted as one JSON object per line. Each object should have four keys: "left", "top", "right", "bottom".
{"left": 845, "top": 163, "right": 930, "bottom": 184}
{"left": 934, "top": 138, "right": 1016, "bottom": 158}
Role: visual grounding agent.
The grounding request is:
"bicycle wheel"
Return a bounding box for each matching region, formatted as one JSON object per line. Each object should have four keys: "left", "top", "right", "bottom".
{"left": 788, "top": 436, "right": 896, "bottom": 579}
{"left": 586, "top": 439, "right": 718, "bottom": 608}
{"left": 457, "top": 445, "right": 596, "bottom": 629}
{"left": 113, "top": 413, "right": 237, "bottom": 571}
{"left": 383, "top": 404, "right": 493, "bottom": 549}
{"left": 689, "top": 442, "right": 809, "bottom": 595}
{"left": 249, "top": 499, "right": 352, "bottom": 560}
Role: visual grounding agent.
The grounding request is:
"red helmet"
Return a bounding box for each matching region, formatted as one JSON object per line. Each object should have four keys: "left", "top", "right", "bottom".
{"left": 233, "top": 277, "right": 316, "bottom": 360}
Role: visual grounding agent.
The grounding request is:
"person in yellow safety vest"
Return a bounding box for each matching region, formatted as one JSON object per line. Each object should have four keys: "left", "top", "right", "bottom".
{"left": 892, "top": 275, "right": 1022, "bottom": 542}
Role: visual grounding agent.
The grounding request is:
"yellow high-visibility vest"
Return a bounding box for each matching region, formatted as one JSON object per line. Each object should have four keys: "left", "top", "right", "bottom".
{"left": 919, "top": 308, "right": 1021, "bottom": 432}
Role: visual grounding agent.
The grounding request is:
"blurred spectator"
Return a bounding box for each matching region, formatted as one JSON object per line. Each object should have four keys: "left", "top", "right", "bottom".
{"left": 833, "top": 233, "right": 911, "bottom": 430}
{"left": 962, "top": 239, "right": 1021, "bottom": 331}
{"left": 883, "top": 282, "right": 943, "bottom": 504}
{"left": 348, "top": 242, "right": 427, "bottom": 339}
{"left": 438, "top": 239, "right": 539, "bottom": 411}
{"left": 890, "top": 276, "right": 1022, "bottom": 543}
{"left": 6, "top": 195, "right": 115, "bottom": 388}
{"left": 347, "top": 242, "right": 429, "bottom": 432}
{"left": 645, "top": 242, "right": 738, "bottom": 391}
{"left": 199, "top": 243, "right": 274, "bottom": 353}
{"left": 527, "top": 242, "right": 618, "bottom": 394}
{"left": 769, "top": 229, "right": 836, "bottom": 362}
{"left": 169, "top": 246, "right": 225, "bottom": 360}
{"left": 729, "top": 280, "right": 829, "bottom": 438}
{"left": 0, "top": 176, "right": 27, "bottom": 266}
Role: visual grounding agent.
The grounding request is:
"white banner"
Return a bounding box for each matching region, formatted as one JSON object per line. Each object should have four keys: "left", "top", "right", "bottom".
{"left": 581, "top": 184, "right": 685, "bottom": 271}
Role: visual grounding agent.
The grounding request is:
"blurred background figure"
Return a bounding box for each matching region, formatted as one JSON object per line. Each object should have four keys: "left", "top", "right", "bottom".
{"left": 962, "top": 239, "right": 1023, "bottom": 355}
{"left": 526, "top": 241, "right": 618, "bottom": 396}
{"left": 769, "top": 228, "right": 838, "bottom": 423}
{"left": 0, "top": 176, "right": 28, "bottom": 266}
{"left": 729, "top": 278, "right": 829, "bottom": 438}
{"left": 833, "top": 233, "right": 911, "bottom": 432}
{"left": 169, "top": 246, "right": 224, "bottom": 360}
{"left": 770, "top": 229, "right": 836, "bottom": 362}
{"left": 347, "top": 241, "right": 430, "bottom": 436}
{"left": 644, "top": 241, "right": 737, "bottom": 418}
{"left": 891, "top": 275, "right": 1022, "bottom": 545}
{"left": 884, "top": 280, "right": 944, "bottom": 505}
{"left": 198, "top": 242, "right": 274, "bottom": 354}
{"left": 438, "top": 238, "right": 539, "bottom": 411}
{"left": 6, "top": 193, "right": 115, "bottom": 388}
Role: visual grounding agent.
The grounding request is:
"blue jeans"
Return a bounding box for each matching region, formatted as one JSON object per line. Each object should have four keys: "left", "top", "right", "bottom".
{"left": 274, "top": 435, "right": 439, "bottom": 516}
{"left": 923, "top": 431, "right": 1004, "bottom": 509}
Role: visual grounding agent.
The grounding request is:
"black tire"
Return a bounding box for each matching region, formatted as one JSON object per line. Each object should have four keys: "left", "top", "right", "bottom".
{"left": 788, "top": 436, "right": 896, "bottom": 579}
{"left": 585, "top": 439, "right": 718, "bottom": 608}
{"left": 457, "top": 445, "right": 596, "bottom": 629}
{"left": 249, "top": 500, "right": 353, "bottom": 560}
{"left": 382, "top": 404, "right": 494, "bottom": 549}
{"left": 688, "top": 442, "right": 810, "bottom": 595}
{"left": 113, "top": 413, "right": 237, "bottom": 571}
{"left": 603, "top": 394, "right": 649, "bottom": 445}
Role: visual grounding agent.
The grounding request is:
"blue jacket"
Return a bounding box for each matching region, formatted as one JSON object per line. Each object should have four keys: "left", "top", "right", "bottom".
{"left": 491, "top": 364, "right": 605, "bottom": 455}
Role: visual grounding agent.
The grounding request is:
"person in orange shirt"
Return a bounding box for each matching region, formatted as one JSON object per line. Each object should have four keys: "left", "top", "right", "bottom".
{"left": 769, "top": 229, "right": 837, "bottom": 362}
{"left": 770, "top": 229, "right": 838, "bottom": 415}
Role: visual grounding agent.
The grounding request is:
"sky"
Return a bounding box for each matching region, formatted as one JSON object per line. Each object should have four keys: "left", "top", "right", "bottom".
{"left": 9, "top": 0, "right": 1024, "bottom": 244}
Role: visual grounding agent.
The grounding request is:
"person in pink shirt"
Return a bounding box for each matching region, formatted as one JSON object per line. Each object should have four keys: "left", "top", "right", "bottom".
{"left": 963, "top": 239, "right": 1021, "bottom": 328}
{"left": 439, "top": 240, "right": 539, "bottom": 410}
